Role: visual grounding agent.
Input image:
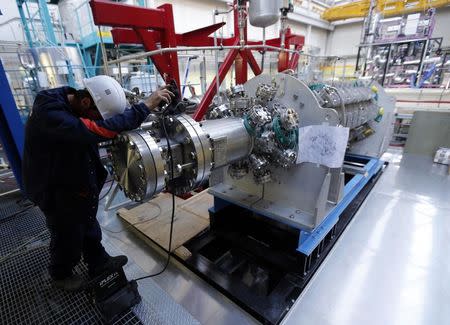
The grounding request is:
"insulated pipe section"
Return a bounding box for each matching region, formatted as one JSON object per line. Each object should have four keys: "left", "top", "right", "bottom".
{"left": 201, "top": 118, "right": 253, "bottom": 169}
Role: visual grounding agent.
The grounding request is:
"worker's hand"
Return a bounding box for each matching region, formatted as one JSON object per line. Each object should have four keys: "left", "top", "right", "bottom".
{"left": 144, "top": 86, "right": 175, "bottom": 110}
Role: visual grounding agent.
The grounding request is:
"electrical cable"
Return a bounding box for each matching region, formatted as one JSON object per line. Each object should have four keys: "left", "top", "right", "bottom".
{"left": 133, "top": 110, "right": 176, "bottom": 281}
{"left": 98, "top": 179, "right": 114, "bottom": 202}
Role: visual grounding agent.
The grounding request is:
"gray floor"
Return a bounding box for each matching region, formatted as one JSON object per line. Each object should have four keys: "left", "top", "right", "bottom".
{"left": 98, "top": 149, "right": 450, "bottom": 325}
{"left": 283, "top": 150, "right": 450, "bottom": 325}
{"left": 97, "top": 189, "right": 257, "bottom": 325}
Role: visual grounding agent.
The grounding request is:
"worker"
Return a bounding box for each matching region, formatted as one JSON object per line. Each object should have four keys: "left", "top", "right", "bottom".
{"left": 22, "top": 75, "right": 174, "bottom": 291}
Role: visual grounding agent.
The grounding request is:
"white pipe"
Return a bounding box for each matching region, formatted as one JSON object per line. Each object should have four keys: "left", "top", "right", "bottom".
{"left": 213, "top": 9, "right": 220, "bottom": 102}
{"left": 98, "top": 26, "right": 110, "bottom": 75}
{"left": 261, "top": 27, "right": 266, "bottom": 71}
{"left": 106, "top": 44, "right": 323, "bottom": 66}
{"left": 212, "top": 6, "right": 234, "bottom": 99}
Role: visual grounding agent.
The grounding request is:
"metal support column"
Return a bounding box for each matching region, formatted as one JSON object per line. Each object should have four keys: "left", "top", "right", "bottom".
{"left": 381, "top": 44, "right": 391, "bottom": 86}
{"left": 0, "top": 60, "right": 25, "bottom": 191}
{"left": 16, "top": 1, "right": 33, "bottom": 48}
{"left": 37, "top": 0, "right": 58, "bottom": 45}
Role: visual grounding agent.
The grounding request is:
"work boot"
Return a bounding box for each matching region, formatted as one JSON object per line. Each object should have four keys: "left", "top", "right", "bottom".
{"left": 52, "top": 274, "right": 85, "bottom": 292}
{"left": 90, "top": 255, "right": 128, "bottom": 278}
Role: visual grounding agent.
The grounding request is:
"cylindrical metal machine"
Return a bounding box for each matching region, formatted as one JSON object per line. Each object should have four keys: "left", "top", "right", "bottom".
{"left": 201, "top": 118, "right": 252, "bottom": 168}
{"left": 109, "top": 115, "right": 252, "bottom": 201}
{"left": 109, "top": 73, "right": 394, "bottom": 229}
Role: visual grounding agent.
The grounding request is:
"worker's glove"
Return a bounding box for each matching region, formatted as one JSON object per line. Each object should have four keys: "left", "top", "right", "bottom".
{"left": 143, "top": 85, "right": 175, "bottom": 111}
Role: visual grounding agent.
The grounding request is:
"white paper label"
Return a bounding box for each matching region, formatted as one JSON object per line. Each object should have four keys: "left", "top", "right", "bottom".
{"left": 296, "top": 125, "right": 350, "bottom": 168}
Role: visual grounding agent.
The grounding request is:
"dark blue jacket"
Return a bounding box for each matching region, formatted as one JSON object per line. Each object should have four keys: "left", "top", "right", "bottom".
{"left": 22, "top": 87, "right": 149, "bottom": 223}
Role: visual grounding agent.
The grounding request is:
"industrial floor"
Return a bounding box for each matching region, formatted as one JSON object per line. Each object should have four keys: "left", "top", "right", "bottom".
{"left": 1, "top": 148, "right": 449, "bottom": 324}
{"left": 98, "top": 148, "right": 450, "bottom": 325}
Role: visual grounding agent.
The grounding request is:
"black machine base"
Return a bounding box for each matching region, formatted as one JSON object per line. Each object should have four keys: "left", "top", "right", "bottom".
{"left": 179, "top": 164, "right": 386, "bottom": 325}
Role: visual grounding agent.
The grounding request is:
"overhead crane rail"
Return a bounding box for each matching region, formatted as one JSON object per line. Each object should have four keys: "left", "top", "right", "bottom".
{"left": 322, "top": 0, "right": 450, "bottom": 21}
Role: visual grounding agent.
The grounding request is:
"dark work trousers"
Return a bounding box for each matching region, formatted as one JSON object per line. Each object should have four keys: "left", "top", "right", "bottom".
{"left": 42, "top": 189, "right": 110, "bottom": 280}
{"left": 46, "top": 219, "right": 109, "bottom": 280}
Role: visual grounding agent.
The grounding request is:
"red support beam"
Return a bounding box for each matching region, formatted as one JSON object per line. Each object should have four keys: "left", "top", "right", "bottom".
{"left": 235, "top": 52, "right": 248, "bottom": 84}
{"left": 135, "top": 28, "right": 171, "bottom": 74}
{"left": 89, "top": 0, "right": 165, "bottom": 30}
{"left": 157, "top": 4, "right": 180, "bottom": 87}
{"left": 193, "top": 44, "right": 240, "bottom": 121}
{"left": 288, "top": 44, "right": 302, "bottom": 71}
{"left": 242, "top": 50, "right": 262, "bottom": 76}
{"left": 111, "top": 28, "right": 142, "bottom": 44}
{"left": 179, "top": 22, "right": 225, "bottom": 46}
{"left": 111, "top": 27, "right": 236, "bottom": 47}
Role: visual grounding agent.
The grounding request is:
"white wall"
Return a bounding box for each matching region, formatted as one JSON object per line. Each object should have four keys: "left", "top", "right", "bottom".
{"left": 0, "top": 0, "right": 62, "bottom": 44}
{"left": 432, "top": 6, "right": 450, "bottom": 47}
{"left": 309, "top": 26, "right": 329, "bottom": 54}
{"left": 153, "top": 0, "right": 230, "bottom": 35}
{"left": 287, "top": 20, "right": 308, "bottom": 36}
{"left": 0, "top": 0, "right": 26, "bottom": 43}
{"left": 326, "top": 20, "right": 362, "bottom": 57}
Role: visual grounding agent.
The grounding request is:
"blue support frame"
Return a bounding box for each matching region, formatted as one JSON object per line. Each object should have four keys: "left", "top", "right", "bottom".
{"left": 210, "top": 154, "right": 384, "bottom": 257}
{"left": 37, "top": 0, "right": 58, "bottom": 45}
{"left": 17, "top": 0, "right": 58, "bottom": 47}
{"left": 16, "top": 1, "right": 34, "bottom": 48}
{"left": 0, "top": 60, "right": 25, "bottom": 191}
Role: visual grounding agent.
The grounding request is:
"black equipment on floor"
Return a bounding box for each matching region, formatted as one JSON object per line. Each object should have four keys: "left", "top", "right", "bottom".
{"left": 88, "top": 265, "right": 141, "bottom": 322}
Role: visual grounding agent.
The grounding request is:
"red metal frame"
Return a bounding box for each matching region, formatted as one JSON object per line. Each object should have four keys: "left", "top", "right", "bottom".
{"left": 89, "top": 0, "right": 304, "bottom": 121}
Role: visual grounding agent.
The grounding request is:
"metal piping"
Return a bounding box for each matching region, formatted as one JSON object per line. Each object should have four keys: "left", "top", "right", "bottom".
{"left": 106, "top": 45, "right": 306, "bottom": 65}
{"left": 98, "top": 26, "right": 110, "bottom": 75}
{"left": 212, "top": 6, "right": 234, "bottom": 102}
{"left": 213, "top": 9, "right": 221, "bottom": 103}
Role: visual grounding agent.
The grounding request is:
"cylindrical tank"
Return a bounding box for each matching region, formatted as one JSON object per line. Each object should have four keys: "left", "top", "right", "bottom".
{"left": 248, "top": 0, "right": 281, "bottom": 28}
{"left": 29, "top": 46, "right": 86, "bottom": 89}
{"left": 201, "top": 118, "right": 252, "bottom": 168}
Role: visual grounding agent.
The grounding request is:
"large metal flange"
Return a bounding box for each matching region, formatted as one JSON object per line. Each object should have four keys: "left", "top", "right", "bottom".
{"left": 175, "top": 115, "right": 213, "bottom": 188}
{"left": 110, "top": 130, "right": 165, "bottom": 201}
{"left": 137, "top": 130, "right": 166, "bottom": 199}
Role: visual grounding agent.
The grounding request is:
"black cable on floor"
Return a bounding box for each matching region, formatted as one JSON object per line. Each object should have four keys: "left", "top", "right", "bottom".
{"left": 134, "top": 113, "right": 176, "bottom": 281}
{"left": 99, "top": 179, "right": 114, "bottom": 201}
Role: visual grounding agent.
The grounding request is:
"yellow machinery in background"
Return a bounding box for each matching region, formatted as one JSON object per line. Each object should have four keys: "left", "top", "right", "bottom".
{"left": 322, "top": 0, "right": 450, "bottom": 21}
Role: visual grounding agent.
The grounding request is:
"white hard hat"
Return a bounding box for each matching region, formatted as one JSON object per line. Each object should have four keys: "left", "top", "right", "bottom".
{"left": 83, "top": 75, "right": 127, "bottom": 119}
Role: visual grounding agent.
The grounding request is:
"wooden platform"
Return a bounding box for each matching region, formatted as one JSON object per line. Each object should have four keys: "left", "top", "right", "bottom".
{"left": 117, "top": 191, "right": 213, "bottom": 259}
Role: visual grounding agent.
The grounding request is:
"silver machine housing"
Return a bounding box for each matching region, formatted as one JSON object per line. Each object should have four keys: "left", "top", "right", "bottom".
{"left": 109, "top": 73, "right": 394, "bottom": 231}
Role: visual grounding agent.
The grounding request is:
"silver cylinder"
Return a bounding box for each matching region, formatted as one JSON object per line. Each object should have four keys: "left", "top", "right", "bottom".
{"left": 201, "top": 118, "right": 252, "bottom": 168}
{"left": 248, "top": 0, "right": 281, "bottom": 28}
